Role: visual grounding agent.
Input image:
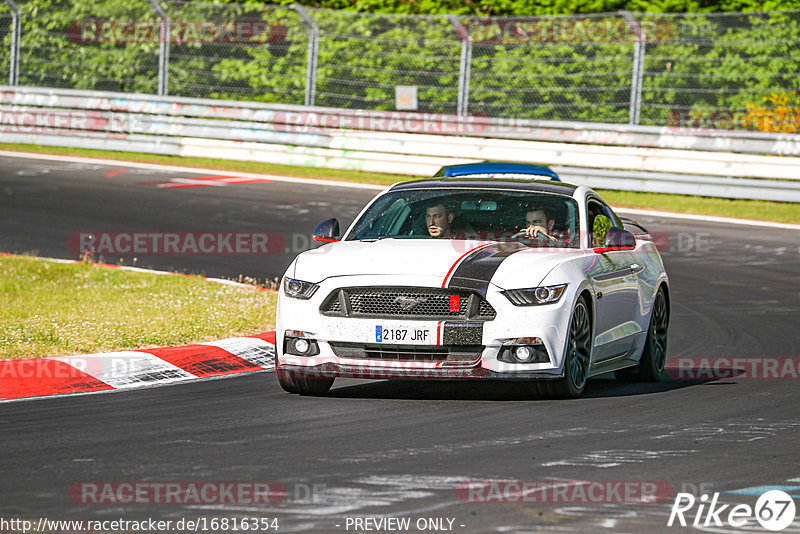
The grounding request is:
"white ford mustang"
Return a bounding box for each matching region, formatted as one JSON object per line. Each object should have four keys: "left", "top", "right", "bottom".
{"left": 275, "top": 173, "right": 669, "bottom": 398}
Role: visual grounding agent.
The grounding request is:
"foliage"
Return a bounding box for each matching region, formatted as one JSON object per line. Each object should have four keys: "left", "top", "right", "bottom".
{"left": 742, "top": 91, "right": 800, "bottom": 133}
{"left": 0, "top": 1, "right": 798, "bottom": 126}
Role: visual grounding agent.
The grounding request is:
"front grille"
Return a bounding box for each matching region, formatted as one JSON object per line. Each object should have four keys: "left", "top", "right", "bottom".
{"left": 329, "top": 342, "right": 484, "bottom": 364}
{"left": 321, "top": 287, "right": 496, "bottom": 320}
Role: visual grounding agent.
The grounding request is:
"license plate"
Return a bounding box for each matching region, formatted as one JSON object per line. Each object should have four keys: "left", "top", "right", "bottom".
{"left": 376, "top": 325, "right": 435, "bottom": 344}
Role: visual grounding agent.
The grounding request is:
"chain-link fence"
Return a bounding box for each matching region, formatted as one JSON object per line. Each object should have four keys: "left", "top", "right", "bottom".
{"left": 7, "top": 0, "right": 159, "bottom": 92}
{"left": 163, "top": 1, "right": 308, "bottom": 103}
{"left": 2, "top": 2, "right": 799, "bottom": 129}
{"left": 640, "top": 11, "right": 800, "bottom": 130}
{"left": 313, "top": 10, "right": 461, "bottom": 113}
{"left": 466, "top": 13, "right": 640, "bottom": 123}
{"left": 0, "top": 1, "right": 17, "bottom": 86}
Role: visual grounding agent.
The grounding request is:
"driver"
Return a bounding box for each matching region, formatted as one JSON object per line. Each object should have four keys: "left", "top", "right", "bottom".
{"left": 426, "top": 202, "right": 454, "bottom": 238}
{"left": 523, "top": 208, "right": 561, "bottom": 242}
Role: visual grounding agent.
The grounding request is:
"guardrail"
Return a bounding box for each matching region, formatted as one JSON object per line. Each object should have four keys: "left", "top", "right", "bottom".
{"left": 1, "top": 86, "right": 799, "bottom": 202}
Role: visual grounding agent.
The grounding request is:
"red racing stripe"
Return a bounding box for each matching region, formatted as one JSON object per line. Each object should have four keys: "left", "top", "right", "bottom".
{"left": 0, "top": 359, "right": 114, "bottom": 400}
{"left": 145, "top": 344, "right": 262, "bottom": 377}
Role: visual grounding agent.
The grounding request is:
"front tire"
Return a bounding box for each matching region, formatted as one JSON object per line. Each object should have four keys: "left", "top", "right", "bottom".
{"left": 292, "top": 373, "right": 335, "bottom": 396}
{"left": 616, "top": 286, "right": 668, "bottom": 382}
{"left": 276, "top": 368, "right": 301, "bottom": 394}
{"left": 546, "top": 296, "right": 591, "bottom": 398}
{"left": 276, "top": 367, "right": 334, "bottom": 396}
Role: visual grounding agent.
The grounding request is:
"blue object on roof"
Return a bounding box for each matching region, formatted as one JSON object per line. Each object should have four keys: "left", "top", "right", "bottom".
{"left": 434, "top": 162, "right": 560, "bottom": 181}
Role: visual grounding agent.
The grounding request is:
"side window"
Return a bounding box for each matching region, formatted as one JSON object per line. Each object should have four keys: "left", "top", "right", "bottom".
{"left": 587, "top": 198, "right": 619, "bottom": 247}
{"left": 599, "top": 201, "right": 623, "bottom": 228}
{"left": 588, "top": 198, "right": 620, "bottom": 222}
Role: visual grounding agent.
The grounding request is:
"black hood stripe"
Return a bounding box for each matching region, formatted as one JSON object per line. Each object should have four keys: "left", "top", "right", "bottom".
{"left": 446, "top": 242, "right": 527, "bottom": 295}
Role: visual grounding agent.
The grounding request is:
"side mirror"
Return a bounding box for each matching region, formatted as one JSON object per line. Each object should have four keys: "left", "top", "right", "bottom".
{"left": 594, "top": 227, "right": 636, "bottom": 253}
{"left": 313, "top": 218, "right": 340, "bottom": 243}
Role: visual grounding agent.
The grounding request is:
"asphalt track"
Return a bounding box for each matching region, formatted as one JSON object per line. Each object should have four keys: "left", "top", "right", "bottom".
{"left": 1, "top": 154, "right": 799, "bottom": 533}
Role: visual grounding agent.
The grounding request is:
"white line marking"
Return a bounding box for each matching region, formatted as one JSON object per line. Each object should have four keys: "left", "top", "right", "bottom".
{"left": 616, "top": 207, "right": 800, "bottom": 230}
{"left": 0, "top": 150, "right": 387, "bottom": 190}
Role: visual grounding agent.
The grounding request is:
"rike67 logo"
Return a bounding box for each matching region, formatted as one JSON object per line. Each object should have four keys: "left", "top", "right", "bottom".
{"left": 668, "top": 490, "right": 796, "bottom": 531}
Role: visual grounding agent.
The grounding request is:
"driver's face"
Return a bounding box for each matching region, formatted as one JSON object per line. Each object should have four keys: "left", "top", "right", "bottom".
{"left": 526, "top": 210, "right": 548, "bottom": 228}
{"left": 426, "top": 205, "right": 451, "bottom": 237}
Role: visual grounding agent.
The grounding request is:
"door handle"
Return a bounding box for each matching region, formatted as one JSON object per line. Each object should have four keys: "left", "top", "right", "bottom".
{"left": 630, "top": 263, "right": 643, "bottom": 274}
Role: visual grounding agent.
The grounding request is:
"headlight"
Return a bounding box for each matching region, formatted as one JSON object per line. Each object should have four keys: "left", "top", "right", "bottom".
{"left": 502, "top": 284, "right": 567, "bottom": 306}
{"left": 283, "top": 277, "right": 319, "bottom": 300}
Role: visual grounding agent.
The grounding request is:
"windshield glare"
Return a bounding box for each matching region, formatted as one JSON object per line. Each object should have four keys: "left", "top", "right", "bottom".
{"left": 345, "top": 188, "right": 579, "bottom": 248}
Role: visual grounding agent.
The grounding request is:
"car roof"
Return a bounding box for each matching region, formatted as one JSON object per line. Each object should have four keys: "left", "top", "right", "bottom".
{"left": 391, "top": 176, "right": 579, "bottom": 196}
{"left": 434, "top": 162, "right": 560, "bottom": 181}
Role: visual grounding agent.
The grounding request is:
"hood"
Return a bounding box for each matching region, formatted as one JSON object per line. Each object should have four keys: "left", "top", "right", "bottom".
{"left": 490, "top": 247, "right": 587, "bottom": 289}
{"left": 293, "top": 239, "right": 583, "bottom": 292}
{"left": 294, "top": 239, "right": 474, "bottom": 282}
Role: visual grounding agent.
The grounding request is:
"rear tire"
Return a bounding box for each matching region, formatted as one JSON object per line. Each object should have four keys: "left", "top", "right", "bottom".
{"left": 616, "top": 286, "right": 668, "bottom": 382}
{"left": 548, "top": 296, "right": 591, "bottom": 398}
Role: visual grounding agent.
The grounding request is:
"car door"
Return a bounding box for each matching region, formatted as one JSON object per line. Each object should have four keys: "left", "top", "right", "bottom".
{"left": 585, "top": 198, "right": 641, "bottom": 362}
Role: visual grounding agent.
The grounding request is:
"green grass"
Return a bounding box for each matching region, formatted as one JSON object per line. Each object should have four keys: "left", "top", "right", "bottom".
{"left": 0, "top": 255, "right": 277, "bottom": 360}
{"left": 1, "top": 142, "right": 798, "bottom": 223}
{"left": 597, "top": 190, "right": 799, "bottom": 224}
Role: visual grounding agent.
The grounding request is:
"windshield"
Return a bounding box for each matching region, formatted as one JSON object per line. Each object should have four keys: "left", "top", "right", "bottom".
{"left": 345, "top": 188, "right": 579, "bottom": 248}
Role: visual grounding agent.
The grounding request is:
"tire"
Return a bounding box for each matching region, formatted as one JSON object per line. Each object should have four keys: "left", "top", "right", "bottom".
{"left": 275, "top": 347, "right": 301, "bottom": 393}
{"left": 276, "top": 368, "right": 301, "bottom": 394}
{"left": 277, "top": 368, "right": 334, "bottom": 395}
{"left": 548, "top": 295, "right": 592, "bottom": 398}
{"left": 616, "top": 286, "right": 669, "bottom": 382}
{"left": 292, "top": 373, "right": 335, "bottom": 396}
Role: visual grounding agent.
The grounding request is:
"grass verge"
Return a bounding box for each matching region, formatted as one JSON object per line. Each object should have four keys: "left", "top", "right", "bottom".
{"left": 0, "top": 255, "right": 277, "bottom": 360}
{"left": 0, "top": 142, "right": 797, "bottom": 224}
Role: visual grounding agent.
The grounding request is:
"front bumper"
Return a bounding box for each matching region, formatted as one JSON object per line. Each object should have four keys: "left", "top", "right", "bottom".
{"left": 278, "top": 358, "right": 564, "bottom": 381}
{"left": 276, "top": 275, "right": 574, "bottom": 380}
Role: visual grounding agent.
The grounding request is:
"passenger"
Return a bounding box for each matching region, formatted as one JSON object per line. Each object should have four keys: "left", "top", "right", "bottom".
{"left": 426, "top": 203, "right": 454, "bottom": 238}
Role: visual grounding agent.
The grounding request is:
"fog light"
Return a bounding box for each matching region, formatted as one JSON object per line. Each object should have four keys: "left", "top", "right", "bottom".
{"left": 498, "top": 338, "right": 551, "bottom": 365}
{"left": 514, "top": 346, "right": 533, "bottom": 362}
{"left": 294, "top": 338, "right": 310, "bottom": 354}
{"left": 283, "top": 336, "right": 320, "bottom": 356}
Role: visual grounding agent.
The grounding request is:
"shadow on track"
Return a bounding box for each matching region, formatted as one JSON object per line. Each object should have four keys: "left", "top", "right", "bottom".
{"left": 321, "top": 375, "right": 717, "bottom": 401}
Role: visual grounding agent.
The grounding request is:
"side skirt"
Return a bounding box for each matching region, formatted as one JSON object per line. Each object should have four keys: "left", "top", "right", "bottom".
{"left": 588, "top": 352, "right": 639, "bottom": 378}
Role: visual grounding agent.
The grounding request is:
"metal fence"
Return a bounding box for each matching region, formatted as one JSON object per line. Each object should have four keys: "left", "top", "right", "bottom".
{"left": 1, "top": 2, "right": 799, "bottom": 128}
